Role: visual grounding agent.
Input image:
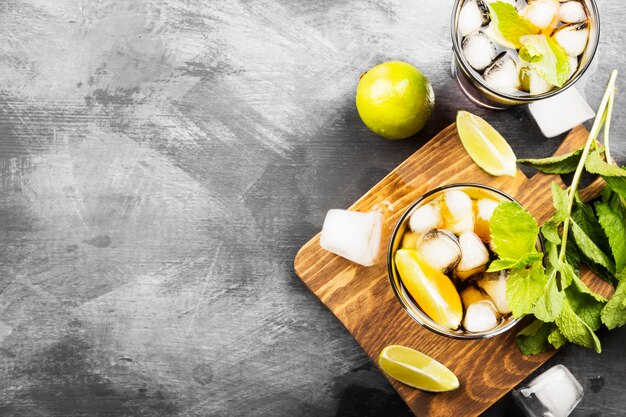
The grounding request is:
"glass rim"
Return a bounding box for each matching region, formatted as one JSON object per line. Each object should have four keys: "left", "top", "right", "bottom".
{"left": 387, "top": 183, "right": 541, "bottom": 340}
{"left": 450, "top": 0, "right": 601, "bottom": 103}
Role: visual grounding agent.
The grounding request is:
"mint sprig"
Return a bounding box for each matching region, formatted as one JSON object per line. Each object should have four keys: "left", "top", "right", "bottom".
{"left": 493, "top": 70, "right": 626, "bottom": 354}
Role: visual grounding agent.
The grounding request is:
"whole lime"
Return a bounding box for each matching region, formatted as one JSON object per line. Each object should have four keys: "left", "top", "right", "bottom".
{"left": 356, "top": 61, "right": 435, "bottom": 140}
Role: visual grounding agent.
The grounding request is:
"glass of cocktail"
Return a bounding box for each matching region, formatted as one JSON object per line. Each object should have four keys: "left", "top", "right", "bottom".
{"left": 388, "top": 184, "right": 542, "bottom": 339}
{"left": 451, "top": 0, "right": 600, "bottom": 111}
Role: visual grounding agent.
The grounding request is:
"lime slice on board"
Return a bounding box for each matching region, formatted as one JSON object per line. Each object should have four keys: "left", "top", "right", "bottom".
{"left": 378, "top": 345, "right": 460, "bottom": 392}
{"left": 456, "top": 111, "right": 518, "bottom": 177}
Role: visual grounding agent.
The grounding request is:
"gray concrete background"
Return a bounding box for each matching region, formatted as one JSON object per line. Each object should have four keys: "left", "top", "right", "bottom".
{"left": 0, "top": 0, "right": 624, "bottom": 416}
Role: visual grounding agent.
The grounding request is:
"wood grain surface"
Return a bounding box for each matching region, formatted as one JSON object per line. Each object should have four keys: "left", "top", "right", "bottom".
{"left": 294, "top": 124, "right": 613, "bottom": 417}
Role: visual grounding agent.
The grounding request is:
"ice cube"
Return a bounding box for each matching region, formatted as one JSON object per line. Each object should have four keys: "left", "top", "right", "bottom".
{"left": 455, "top": 232, "right": 490, "bottom": 280}
{"left": 416, "top": 229, "right": 462, "bottom": 273}
{"left": 553, "top": 21, "right": 589, "bottom": 56}
{"left": 463, "top": 301, "right": 499, "bottom": 332}
{"left": 442, "top": 190, "right": 474, "bottom": 234}
{"left": 409, "top": 203, "right": 443, "bottom": 235}
{"left": 477, "top": 270, "right": 511, "bottom": 314}
{"left": 520, "top": 64, "right": 554, "bottom": 95}
{"left": 483, "top": 52, "right": 521, "bottom": 93}
{"left": 522, "top": 0, "right": 559, "bottom": 33}
{"left": 474, "top": 198, "right": 499, "bottom": 241}
{"left": 559, "top": 1, "right": 587, "bottom": 23}
{"left": 320, "top": 209, "right": 383, "bottom": 266}
{"left": 462, "top": 30, "right": 498, "bottom": 71}
{"left": 513, "top": 365, "right": 584, "bottom": 417}
{"left": 528, "top": 86, "right": 594, "bottom": 137}
{"left": 458, "top": 0, "right": 490, "bottom": 37}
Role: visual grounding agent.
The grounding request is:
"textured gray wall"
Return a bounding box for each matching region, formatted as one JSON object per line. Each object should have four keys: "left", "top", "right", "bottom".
{"left": 0, "top": 0, "right": 625, "bottom": 416}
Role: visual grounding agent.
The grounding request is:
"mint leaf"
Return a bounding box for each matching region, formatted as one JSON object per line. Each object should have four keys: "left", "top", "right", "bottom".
{"left": 532, "top": 269, "right": 565, "bottom": 322}
{"left": 542, "top": 221, "right": 561, "bottom": 244}
{"left": 565, "top": 284, "right": 605, "bottom": 331}
{"left": 570, "top": 220, "right": 615, "bottom": 273}
{"left": 489, "top": 2, "right": 539, "bottom": 48}
{"left": 585, "top": 150, "right": 626, "bottom": 198}
{"left": 570, "top": 274, "right": 607, "bottom": 303}
{"left": 595, "top": 197, "right": 626, "bottom": 272}
{"left": 548, "top": 326, "right": 568, "bottom": 349}
{"left": 506, "top": 261, "right": 547, "bottom": 317}
{"left": 558, "top": 259, "right": 576, "bottom": 288}
{"left": 490, "top": 202, "right": 540, "bottom": 260}
{"left": 487, "top": 252, "right": 543, "bottom": 272}
{"left": 572, "top": 196, "right": 612, "bottom": 255}
{"left": 555, "top": 297, "right": 602, "bottom": 353}
{"left": 519, "top": 43, "right": 543, "bottom": 63}
{"left": 519, "top": 35, "right": 571, "bottom": 87}
{"left": 515, "top": 319, "right": 553, "bottom": 355}
{"left": 541, "top": 183, "right": 569, "bottom": 245}
{"left": 566, "top": 242, "right": 582, "bottom": 271}
{"left": 551, "top": 182, "right": 569, "bottom": 223}
{"left": 518, "top": 148, "right": 583, "bottom": 174}
{"left": 601, "top": 279, "right": 626, "bottom": 329}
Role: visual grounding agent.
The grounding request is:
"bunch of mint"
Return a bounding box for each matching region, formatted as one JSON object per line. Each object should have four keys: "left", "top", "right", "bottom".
{"left": 490, "top": 70, "right": 625, "bottom": 354}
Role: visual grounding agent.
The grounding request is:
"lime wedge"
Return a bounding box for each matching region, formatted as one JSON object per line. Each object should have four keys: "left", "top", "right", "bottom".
{"left": 378, "top": 345, "right": 459, "bottom": 392}
{"left": 456, "top": 111, "right": 518, "bottom": 177}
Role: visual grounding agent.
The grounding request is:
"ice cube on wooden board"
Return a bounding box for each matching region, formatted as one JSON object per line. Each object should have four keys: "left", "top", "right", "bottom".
{"left": 528, "top": 87, "right": 595, "bottom": 138}
{"left": 320, "top": 209, "right": 383, "bottom": 267}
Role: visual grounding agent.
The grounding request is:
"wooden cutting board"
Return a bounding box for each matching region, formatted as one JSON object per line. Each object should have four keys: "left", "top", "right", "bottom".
{"left": 293, "top": 124, "right": 614, "bottom": 417}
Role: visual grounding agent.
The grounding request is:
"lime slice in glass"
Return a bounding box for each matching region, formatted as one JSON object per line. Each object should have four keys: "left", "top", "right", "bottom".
{"left": 378, "top": 345, "right": 460, "bottom": 392}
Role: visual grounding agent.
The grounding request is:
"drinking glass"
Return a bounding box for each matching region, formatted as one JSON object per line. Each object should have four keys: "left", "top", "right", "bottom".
{"left": 450, "top": 0, "right": 600, "bottom": 110}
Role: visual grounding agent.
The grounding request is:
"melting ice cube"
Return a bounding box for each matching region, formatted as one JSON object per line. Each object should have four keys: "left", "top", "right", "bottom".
{"left": 320, "top": 209, "right": 383, "bottom": 266}
{"left": 442, "top": 190, "right": 474, "bottom": 234}
{"left": 455, "top": 232, "right": 489, "bottom": 280}
{"left": 477, "top": 270, "right": 511, "bottom": 314}
{"left": 463, "top": 301, "right": 499, "bottom": 332}
{"left": 462, "top": 30, "right": 498, "bottom": 71}
{"left": 553, "top": 21, "right": 589, "bottom": 56}
{"left": 483, "top": 52, "right": 521, "bottom": 93}
{"left": 458, "top": 0, "right": 490, "bottom": 36}
{"left": 416, "top": 229, "right": 462, "bottom": 273}
{"left": 513, "top": 365, "right": 584, "bottom": 417}
{"left": 522, "top": 0, "right": 559, "bottom": 33}
{"left": 559, "top": 1, "right": 587, "bottom": 23}
{"left": 409, "top": 203, "right": 443, "bottom": 235}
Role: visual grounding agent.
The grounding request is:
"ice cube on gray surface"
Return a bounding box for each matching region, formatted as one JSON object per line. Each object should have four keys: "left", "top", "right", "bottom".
{"left": 483, "top": 52, "right": 521, "bottom": 93}
{"left": 458, "top": 0, "right": 490, "bottom": 36}
{"left": 462, "top": 30, "right": 497, "bottom": 71}
{"left": 528, "top": 86, "right": 594, "bottom": 137}
{"left": 513, "top": 364, "right": 584, "bottom": 417}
